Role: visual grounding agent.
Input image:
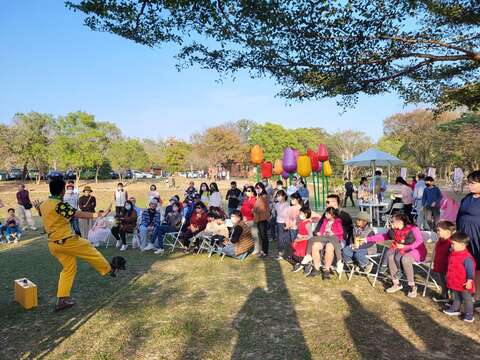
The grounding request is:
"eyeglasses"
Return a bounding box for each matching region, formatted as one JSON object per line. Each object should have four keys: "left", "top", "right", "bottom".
{"left": 246, "top": 190, "right": 252, "bottom": 193}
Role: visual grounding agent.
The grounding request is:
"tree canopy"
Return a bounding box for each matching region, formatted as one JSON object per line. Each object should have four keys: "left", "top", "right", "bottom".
{"left": 67, "top": 0, "right": 479, "bottom": 110}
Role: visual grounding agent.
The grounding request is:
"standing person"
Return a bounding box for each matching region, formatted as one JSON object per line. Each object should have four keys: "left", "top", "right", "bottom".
{"left": 285, "top": 193, "right": 304, "bottom": 253}
{"left": 432, "top": 221, "right": 455, "bottom": 303}
{"left": 63, "top": 183, "right": 81, "bottom": 236}
{"left": 209, "top": 182, "right": 222, "bottom": 208}
{"left": 298, "top": 179, "right": 310, "bottom": 206}
{"left": 357, "top": 177, "right": 369, "bottom": 205}
{"left": 422, "top": 176, "right": 442, "bottom": 230}
{"left": 78, "top": 186, "right": 96, "bottom": 239}
{"left": 413, "top": 174, "right": 427, "bottom": 229}
{"left": 114, "top": 183, "right": 128, "bottom": 217}
{"left": 253, "top": 182, "right": 270, "bottom": 257}
{"left": 274, "top": 190, "right": 290, "bottom": 260}
{"left": 241, "top": 185, "right": 258, "bottom": 252}
{"left": 111, "top": 200, "right": 138, "bottom": 251}
{"left": 16, "top": 184, "right": 37, "bottom": 231}
{"left": 443, "top": 232, "right": 476, "bottom": 323}
{"left": 395, "top": 176, "right": 414, "bottom": 222}
{"left": 409, "top": 176, "right": 417, "bottom": 191}
{"left": 370, "top": 170, "right": 386, "bottom": 203}
{"left": 148, "top": 184, "right": 160, "bottom": 203}
{"left": 287, "top": 177, "right": 299, "bottom": 197}
{"left": 344, "top": 178, "right": 355, "bottom": 207}
{"left": 35, "top": 178, "right": 121, "bottom": 312}
{"left": 226, "top": 181, "right": 242, "bottom": 216}
{"left": 457, "top": 170, "right": 480, "bottom": 306}
{"left": 199, "top": 183, "right": 210, "bottom": 206}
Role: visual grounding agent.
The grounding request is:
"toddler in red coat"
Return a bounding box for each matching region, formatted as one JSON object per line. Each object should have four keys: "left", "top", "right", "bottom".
{"left": 432, "top": 221, "right": 455, "bottom": 303}
{"left": 288, "top": 206, "right": 312, "bottom": 272}
{"left": 443, "top": 232, "right": 476, "bottom": 323}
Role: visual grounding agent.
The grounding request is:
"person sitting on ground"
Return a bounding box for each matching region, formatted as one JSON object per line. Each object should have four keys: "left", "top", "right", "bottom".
{"left": 306, "top": 207, "right": 344, "bottom": 280}
{"left": 432, "top": 220, "right": 455, "bottom": 303}
{"left": 361, "top": 213, "right": 427, "bottom": 298}
{"left": 153, "top": 201, "right": 183, "bottom": 254}
{"left": 342, "top": 212, "right": 376, "bottom": 273}
{"left": 443, "top": 232, "right": 476, "bottom": 323}
{"left": 111, "top": 200, "right": 138, "bottom": 251}
{"left": 185, "top": 181, "right": 197, "bottom": 198}
{"left": 289, "top": 206, "right": 313, "bottom": 272}
{"left": 180, "top": 202, "right": 208, "bottom": 252}
{"left": 208, "top": 182, "right": 222, "bottom": 208}
{"left": 88, "top": 210, "right": 111, "bottom": 247}
{"left": 221, "top": 210, "right": 254, "bottom": 258}
{"left": 5, "top": 208, "right": 22, "bottom": 243}
{"left": 139, "top": 199, "right": 162, "bottom": 251}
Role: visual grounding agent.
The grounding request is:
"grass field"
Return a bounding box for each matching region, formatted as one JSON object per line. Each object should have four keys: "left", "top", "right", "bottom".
{"left": 1, "top": 179, "right": 479, "bottom": 359}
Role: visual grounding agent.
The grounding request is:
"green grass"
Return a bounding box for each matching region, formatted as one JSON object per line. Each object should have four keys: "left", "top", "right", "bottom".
{"left": 2, "top": 228, "right": 480, "bottom": 360}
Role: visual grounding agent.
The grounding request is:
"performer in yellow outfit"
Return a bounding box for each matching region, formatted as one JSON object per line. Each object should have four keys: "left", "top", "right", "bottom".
{"left": 36, "top": 177, "right": 121, "bottom": 312}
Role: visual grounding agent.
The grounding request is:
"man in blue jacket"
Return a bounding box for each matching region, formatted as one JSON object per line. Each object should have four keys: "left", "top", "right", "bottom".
{"left": 422, "top": 176, "right": 442, "bottom": 230}
{"left": 140, "top": 199, "right": 162, "bottom": 251}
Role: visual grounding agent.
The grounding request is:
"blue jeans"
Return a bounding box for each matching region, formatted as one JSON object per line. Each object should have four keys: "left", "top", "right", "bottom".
{"left": 6, "top": 226, "right": 21, "bottom": 240}
{"left": 153, "top": 225, "right": 177, "bottom": 249}
{"left": 342, "top": 246, "right": 369, "bottom": 267}
{"left": 277, "top": 223, "right": 290, "bottom": 253}
{"left": 139, "top": 225, "right": 161, "bottom": 248}
{"left": 70, "top": 218, "right": 81, "bottom": 236}
{"left": 228, "top": 208, "right": 237, "bottom": 217}
{"left": 222, "top": 243, "right": 236, "bottom": 257}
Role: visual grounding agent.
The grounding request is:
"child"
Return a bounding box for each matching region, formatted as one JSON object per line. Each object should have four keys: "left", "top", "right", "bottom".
{"left": 432, "top": 220, "right": 455, "bottom": 302}
{"left": 274, "top": 190, "right": 290, "bottom": 260}
{"left": 342, "top": 212, "right": 376, "bottom": 273}
{"left": 88, "top": 210, "right": 111, "bottom": 247}
{"left": 114, "top": 183, "right": 128, "bottom": 217}
{"left": 422, "top": 176, "right": 442, "bottom": 231}
{"left": 290, "top": 206, "right": 312, "bottom": 272}
{"left": 308, "top": 207, "right": 344, "bottom": 279}
{"left": 443, "top": 232, "right": 476, "bottom": 323}
{"left": 5, "top": 208, "right": 22, "bottom": 243}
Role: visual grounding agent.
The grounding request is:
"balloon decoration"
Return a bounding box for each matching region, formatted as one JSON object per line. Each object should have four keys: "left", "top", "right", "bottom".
{"left": 250, "top": 145, "right": 264, "bottom": 182}
{"left": 261, "top": 161, "right": 273, "bottom": 179}
{"left": 323, "top": 160, "right": 333, "bottom": 177}
{"left": 307, "top": 148, "right": 320, "bottom": 172}
{"left": 281, "top": 170, "right": 290, "bottom": 179}
{"left": 317, "top": 144, "right": 329, "bottom": 162}
{"left": 282, "top": 147, "right": 297, "bottom": 173}
{"left": 297, "top": 155, "right": 312, "bottom": 178}
{"left": 273, "top": 159, "right": 283, "bottom": 176}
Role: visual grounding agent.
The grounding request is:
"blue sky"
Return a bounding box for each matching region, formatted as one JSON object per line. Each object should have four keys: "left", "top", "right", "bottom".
{"left": 0, "top": 0, "right": 414, "bottom": 141}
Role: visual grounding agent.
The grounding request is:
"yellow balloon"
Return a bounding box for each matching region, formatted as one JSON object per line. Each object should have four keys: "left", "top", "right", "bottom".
{"left": 250, "top": 145, "right": 264, "bottom": 165}
{"left": 297, "top": 155, "right": 312, "bottom": 177}
{"left": 323, "top": 160, "right": 333, "bottom": 177}
{"left": 273, "top": 159, "right": 283, "bottom": 175}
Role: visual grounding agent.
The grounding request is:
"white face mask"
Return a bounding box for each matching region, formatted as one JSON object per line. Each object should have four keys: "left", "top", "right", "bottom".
{"left": 125, "top": 205, "right": 132, "bottom": 210}
{"left": 118, "top": 188, "right": 123, "bottom": 191}
{"left": 277, "top": 185, "right": 283, "bottom": 190}
{"left": 66, "top": 189, "right": 73, "bottom": 194}
{"left": 299, "top": 214, "right": 306, "bottom": 220}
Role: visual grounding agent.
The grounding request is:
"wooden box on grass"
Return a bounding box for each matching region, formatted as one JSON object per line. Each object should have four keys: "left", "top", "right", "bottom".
{"left": 14, "top": 278, "right": 38, "bottom": 310}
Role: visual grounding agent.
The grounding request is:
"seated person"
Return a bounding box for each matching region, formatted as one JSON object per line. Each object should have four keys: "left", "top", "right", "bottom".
{"left": 140, "top": 199, "right": 162, "bottom": 251}
{"left": 111, "top": 200, "right": 138, "bottom": 251}
{"left": 164, "top": 195, "right": 181, "bottom": 217}
{"left": 180, "top": 203, "right": 208, "bottom": 251}
{"left": 197, "top": 207, "right": 229, "bottom": 246}
{"left": 154, "top": 201, "right": 184, "bottom": 254}
{"left": 288, "top": 206, "right": 313, "bottom": 272}
{"left": 88, "top": 210, "right": 111, "bottom": 247}
{"left": 221, "top": 210, "right": 254, "bottom": 258}
{"left": 305, "top": 207, "right": 344, "bottom": 279}
{"left": 342, "top": 212, "right": 376, "bottom": 273}
{"left": 5, "top": 208, "right": 21, "bottom": 243}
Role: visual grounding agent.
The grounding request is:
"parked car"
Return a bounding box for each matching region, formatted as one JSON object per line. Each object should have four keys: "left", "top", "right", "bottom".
{"left": 0, "top": 171, "right": 8, "bottom": 181}
{"left": 46, "top": 171, "right": 65, "bottom": 180}
{"left": 7, "top": 168, "right": 23, "bottom": 181}
{"left": 65, "top": 170, "right": 77, "bottom": 180}
{"left": 109, "top": 171, "right": 120, "bottom": 180}
{"left": 122, "top": 170, "right": 133, "bottom": 179}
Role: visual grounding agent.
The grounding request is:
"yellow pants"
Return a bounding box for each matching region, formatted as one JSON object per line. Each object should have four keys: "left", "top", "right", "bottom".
{"left": 48, "top": 236, "right": 112, "bottom": 298}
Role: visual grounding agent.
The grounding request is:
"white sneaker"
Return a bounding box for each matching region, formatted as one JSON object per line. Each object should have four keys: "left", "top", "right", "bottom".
{"left": 143, "top": 243, "right": 155, "bottom": 251}
{"left": 154, "top": 248, "right": 165, "bottom": 255}
{"left": 336, "top": 261, "right": 344, "bottom": 274}
{"left": 120, "top": 244, "right": 128, "bottom": 251}
{"left": 116, "top": 240, "right": 122, "bottom": 248}
{"left": 30, "top": 227, "right": 37, "bottom": 231}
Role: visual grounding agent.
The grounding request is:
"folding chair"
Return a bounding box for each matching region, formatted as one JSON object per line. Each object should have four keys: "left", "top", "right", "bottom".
{"left": 220, "top": 247, "right": 253, "bottom": 261}
{"left": 381, "top": 202, "right": 404, "bottom": 228}
{"left": 166, "top": 218, "right": 187, "bottom": 253}
{"left": 346, "top": 246, "right": 388, "bottom": 287}
{"left": 196, "top": 234, "right": 215, "bottom": 255}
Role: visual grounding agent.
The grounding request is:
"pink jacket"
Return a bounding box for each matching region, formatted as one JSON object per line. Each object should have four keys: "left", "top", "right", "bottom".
{"left": 317, "top": 218, "right": 344, "bottom": 242}
{"left": 285, "top": 204, "right": 301, "bottom": 229}
{"left": 367, "top": 226, "right": 427, "bottom": 262}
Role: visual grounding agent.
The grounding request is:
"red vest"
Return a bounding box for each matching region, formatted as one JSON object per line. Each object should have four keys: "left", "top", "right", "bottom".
{"left": 433, "top": 238, "right": 451, "bottom": 274}
{"left": 298, "top": 219, "right": 311, "bottom": 236}
{"left": 446, "top": 249, "right": 476, "bottom": 293}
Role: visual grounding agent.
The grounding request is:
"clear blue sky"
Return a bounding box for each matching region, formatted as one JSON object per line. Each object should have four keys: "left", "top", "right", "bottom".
{"left": 0, "top": 0, "right": 414, "bottom": 141}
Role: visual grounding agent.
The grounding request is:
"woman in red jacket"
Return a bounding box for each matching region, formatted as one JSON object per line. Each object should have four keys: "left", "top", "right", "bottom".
{"left": 241, "top": 186, "right": 257, "bottom": 222}
{"left": 309, "top": 207, "right": 344, "bottom": 279}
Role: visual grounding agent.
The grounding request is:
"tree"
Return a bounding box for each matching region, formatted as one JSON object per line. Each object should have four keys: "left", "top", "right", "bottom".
{"left": 107, "top": 138, "right": 149, "bottom": 179}
{"left": 67, "top": 1, "right": 480, "bottom": 110}
{"left": 163, "top": 139, "right": 192, "bottom": 173}
{"left": 10, "top": 112, "right": 55, "bottom": 182}
{"left": 142, "top": 138, "right": 167, "bottom": 170}
{"left": 93, "top": 121, "right": 122, "bottom": 182}
{"left": 248, "top": 123, "right": 299, "bottom": 161}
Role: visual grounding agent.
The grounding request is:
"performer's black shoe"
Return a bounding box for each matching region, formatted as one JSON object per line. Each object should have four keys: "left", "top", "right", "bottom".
{"left": 55, "top": 297, "right": 76, "bottom": 312}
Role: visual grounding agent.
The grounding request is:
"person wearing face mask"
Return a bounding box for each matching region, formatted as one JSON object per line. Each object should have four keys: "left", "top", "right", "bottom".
{"left": 64, "top": 183, "right": 81, "bottom": 236}
{"left": 275, "top": 190, "right": 291, "bottom": 260}
{"left": 139, "top": 199, "right": 162, "bottom": 251}
{"left": 220, "top": 211, "right": 254, "bottom": 258}
{"left": 287, "top": 177, "right": 299, "bottom": 197}
{"left": 79, "top": 186, "right": 96, "bottom": 239}
{"left": 199, "top": 183, "right": 210, "bottom": 206}
{"left": 297, "top": 179, "right": 310, "bottom": 206}
{"left": 226, "top": 181, "right": 242, "bottom": 216}
{"left": 148, "top": 184, "right": 160, "bottom": 203}
{"left": 422, "top": 176, "right": 442, "bottom": 231}
{"left": 114, "top": 183, "right": 128, "bottom": 217}
{"left": 153, "top": 201, "right": 184, "bottom": 254}
{"left": 253, "top": 182, "right": 270, "bottom": 257}
{"left": 111, "top": 200, "right": 137, "bottom": 251}
{"left": 285, "top": 192, "right": 304, "bottom": 247}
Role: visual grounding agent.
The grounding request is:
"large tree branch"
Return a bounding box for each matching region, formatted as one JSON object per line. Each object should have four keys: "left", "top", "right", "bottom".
{"left": 363, "top": 60, "right": 433, "bottom": 84}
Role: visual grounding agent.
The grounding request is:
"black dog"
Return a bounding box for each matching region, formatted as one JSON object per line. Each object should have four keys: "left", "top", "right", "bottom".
{"left": 110, "top": 256, "right": 126, "bottom": 277}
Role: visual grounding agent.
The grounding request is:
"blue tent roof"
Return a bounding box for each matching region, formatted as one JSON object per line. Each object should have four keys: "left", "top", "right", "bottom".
{"left": 344, "top": 148, "right": 402, "bottom": 167}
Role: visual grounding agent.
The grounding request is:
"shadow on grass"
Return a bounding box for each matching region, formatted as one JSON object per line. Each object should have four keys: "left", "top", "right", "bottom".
{"left": 0, "top": 236, "right": 159, "bottom": 359}
{"left": 230, "top": 258, "right": 312, "bottom": 359}
{"left": 342, "top": 290, "right": 480, "bottom": 359}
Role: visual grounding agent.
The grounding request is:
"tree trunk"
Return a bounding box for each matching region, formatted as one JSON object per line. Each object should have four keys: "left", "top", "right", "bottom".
{"left": 95, "top": 165, "right": 100, "bottom": 183}
{"left": 22, "top": 163, "right": 28, "bottom": 181}
{"left": 76, "top": 169, "right": 82, "bottom": 187}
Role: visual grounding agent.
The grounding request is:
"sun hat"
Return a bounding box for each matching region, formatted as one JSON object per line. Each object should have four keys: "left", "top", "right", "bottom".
{"left": 83, "top": 186, "right": 93, "bottom": 192}
{"left": 355, "top": 211, "right": 371, "bottom": 223}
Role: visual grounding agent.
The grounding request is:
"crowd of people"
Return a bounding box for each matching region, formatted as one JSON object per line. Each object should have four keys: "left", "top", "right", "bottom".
{"left": 1, "top": 170, "right": 479, "bottom": 321}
